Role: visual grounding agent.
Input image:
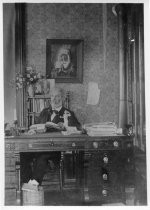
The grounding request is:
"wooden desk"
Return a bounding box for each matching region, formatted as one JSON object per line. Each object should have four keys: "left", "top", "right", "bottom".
{"left": 5, "top": 133, "right": 134, "bottom": 205}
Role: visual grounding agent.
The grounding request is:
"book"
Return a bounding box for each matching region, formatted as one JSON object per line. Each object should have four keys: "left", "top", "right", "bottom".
{"left": 45, "top": 122, "right": 62, "bottom": 130}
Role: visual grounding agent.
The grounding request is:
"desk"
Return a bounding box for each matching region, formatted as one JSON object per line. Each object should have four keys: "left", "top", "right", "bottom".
{"left": 5, "top": 133, "right": 134, "bottom": 205}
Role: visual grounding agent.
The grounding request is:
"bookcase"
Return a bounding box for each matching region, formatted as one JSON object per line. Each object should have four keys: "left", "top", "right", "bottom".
{"left": 27, "top": 92, "right": 70, "bottom": 127}
{"left": 27, "top": 95, "right": 51, "bottom": 127}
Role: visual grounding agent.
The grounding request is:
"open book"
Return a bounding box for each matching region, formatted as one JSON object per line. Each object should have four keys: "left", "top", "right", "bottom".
{"left": 45, "top": 122, "right": 62, "bottom": 130}
{"left": 29, "top": 122, "right": 62, "bottom": 132}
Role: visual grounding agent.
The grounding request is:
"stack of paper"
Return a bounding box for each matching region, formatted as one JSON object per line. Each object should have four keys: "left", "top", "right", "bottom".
{"left": 29, "top": 124, "right": 46, "bottom": 133}
{"left": 22, "top": 183, "right": 39, "bottom": 192}
{"left": 61, "top": 127, "right": 82, "bottom": 135}
{"left": 83, "top": 122, "right": 117, "bottom": 136}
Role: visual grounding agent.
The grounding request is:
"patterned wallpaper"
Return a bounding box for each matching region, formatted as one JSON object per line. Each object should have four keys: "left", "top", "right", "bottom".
{"left": 25, "top": 3, "right": 119, "bottom": 125}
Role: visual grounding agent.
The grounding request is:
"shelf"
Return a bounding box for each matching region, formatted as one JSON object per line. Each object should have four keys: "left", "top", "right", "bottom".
{"left": 28, "top": 95, "right": 51, "bottom": 99}
{"left": 28, "top": 112, "right": 40, "bottom": 114}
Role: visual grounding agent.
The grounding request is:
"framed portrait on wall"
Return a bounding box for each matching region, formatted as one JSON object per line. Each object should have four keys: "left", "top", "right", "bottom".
{"left": 46, "top": 39, "right": 83, "bottom": 83}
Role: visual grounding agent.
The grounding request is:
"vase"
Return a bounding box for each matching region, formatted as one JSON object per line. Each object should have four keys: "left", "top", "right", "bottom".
{"left": 27, "top": 84, "right": 34, "bottom": 97}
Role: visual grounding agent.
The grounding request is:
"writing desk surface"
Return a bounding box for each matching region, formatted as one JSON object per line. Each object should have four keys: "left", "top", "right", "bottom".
{"left": 5, "top": 132, "right": 127, "bottom": 138}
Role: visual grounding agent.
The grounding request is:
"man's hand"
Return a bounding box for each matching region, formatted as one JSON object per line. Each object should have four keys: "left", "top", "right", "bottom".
{"left": 45, "top": 121, "right": 59, "bottom": 128}
{"left": 45, "top": 121, "right": 65, "bottom": 130}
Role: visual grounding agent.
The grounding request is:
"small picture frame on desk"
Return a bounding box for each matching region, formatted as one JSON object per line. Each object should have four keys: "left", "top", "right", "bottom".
{"left": 34, "top": 81, "right": 43, "bottom": 95}
{"left": 46, "top": 39, "right": 83, "bottom": 83}
{"left": 34, "top": 79, "right": 53, "bottom": 96}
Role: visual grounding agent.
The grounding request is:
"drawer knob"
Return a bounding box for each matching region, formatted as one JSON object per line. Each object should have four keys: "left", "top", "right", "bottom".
{"left": 113, "top": 140, "right": 119, "bottom": 147}
{"left": 103, "top": 156, "right": 108, "bottom": 164}
{"left": 93, "top": 142, "right": 98, "bottom": 149}
{"left": 127, "top": 143, "right": 131, "bottom": 148}
{"left": 127, "top": 158, "right": 130, "bottom": 163}
{"left": 49, "top": 141, "right": 54, "bottom": 146}
{"left": 102, "top": 174, "right": 108, "bottom": 180}
{"left": 102, "top": 189, "right": 107, "bottom": 196}
{"left": 72, "top": 142, "right": 76, "bottom": 147}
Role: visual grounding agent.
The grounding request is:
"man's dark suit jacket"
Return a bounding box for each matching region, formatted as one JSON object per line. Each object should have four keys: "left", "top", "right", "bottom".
{"left": 35, "top": 106, "right": 81, "bottom": 130}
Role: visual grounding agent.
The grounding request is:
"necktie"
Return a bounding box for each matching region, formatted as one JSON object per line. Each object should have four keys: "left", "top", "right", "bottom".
{"left": 51, "top": 110, "right": 59, "bottom": 122}
{"left": 52, "top": 110, "right": 59, "bottom": 115}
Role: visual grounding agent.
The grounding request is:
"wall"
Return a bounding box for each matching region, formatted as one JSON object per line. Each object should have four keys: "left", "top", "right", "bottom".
{"left": 26, "top": 3, "right": 119, "bottom": 125}
{"left": 3, "top": 4, "right": 16, "bottom": 123}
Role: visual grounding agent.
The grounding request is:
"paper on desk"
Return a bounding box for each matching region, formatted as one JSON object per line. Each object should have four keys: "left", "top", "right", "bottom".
{"left": 87, "top": 82, "right": 100, "bottom": 105}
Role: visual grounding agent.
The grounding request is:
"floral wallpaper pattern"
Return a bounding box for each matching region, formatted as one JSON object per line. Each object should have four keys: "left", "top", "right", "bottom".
{"left": 26, "top": 3, "right": 119, "bottom": 125}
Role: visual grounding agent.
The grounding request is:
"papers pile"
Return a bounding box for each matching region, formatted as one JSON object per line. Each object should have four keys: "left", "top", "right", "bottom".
{"left": 61, "top": 127, "right": 82, "bottom": 135}
{"left": 29, "top": 124, "right": 46, "bottom": 133}
{"left": 83, "top": 122, "right": 118, "bottom": 136}
{"left": 22, "top": 183, "right": 39, "bottom": 192}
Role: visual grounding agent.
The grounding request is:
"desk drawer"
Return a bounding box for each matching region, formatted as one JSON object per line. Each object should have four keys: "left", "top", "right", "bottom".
{"left": 27, "top": 140, "right": 86, "bottom": 151}
{"left": 84, "top": 150, "right": 124, "bottom": 167}
{"left": 87, "top": 186, "right": 124, "bottom": 204}
{"left": 5, "top": 157, "right": 16, "bottom": 167}
{"left": 86, "top": 139, "right": 122, "bottom": 150}
{"left": 5, "top": 188, "right": 16, "bottom": 205}
{"left": 5, "top": 171, "right": 17, "bottom": 188}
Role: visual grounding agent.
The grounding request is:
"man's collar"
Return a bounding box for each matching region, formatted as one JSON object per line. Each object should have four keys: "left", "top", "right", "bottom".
{"left": 52, "top": 106, "right": 62, "bottom": 112}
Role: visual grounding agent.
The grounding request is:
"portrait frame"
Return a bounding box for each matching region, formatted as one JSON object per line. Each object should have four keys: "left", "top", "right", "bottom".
{"left": 46, "top": 39, "right": 83, "bottom": 83}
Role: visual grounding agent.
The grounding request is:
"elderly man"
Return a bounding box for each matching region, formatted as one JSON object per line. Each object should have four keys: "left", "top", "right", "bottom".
{"left": 22, "top": 87, "right": 81, "bottom": 185}
{"left": 36, "top": 87, "right": 81, "bottom": 130}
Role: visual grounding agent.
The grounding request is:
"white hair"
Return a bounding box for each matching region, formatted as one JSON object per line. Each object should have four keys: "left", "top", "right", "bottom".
{"left": 49, "top": 87, "right": 64, "bottom": 98}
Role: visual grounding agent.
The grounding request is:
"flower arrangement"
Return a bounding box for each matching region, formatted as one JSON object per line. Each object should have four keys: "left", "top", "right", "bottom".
{"left": 26, "top": 66, "right": 44, "bottom": 85}
{"left": 15, "top": 72, "right": 25, "bottom": 90}
{"left": 10, "top": 66, "right": 45, "bottom": 90}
